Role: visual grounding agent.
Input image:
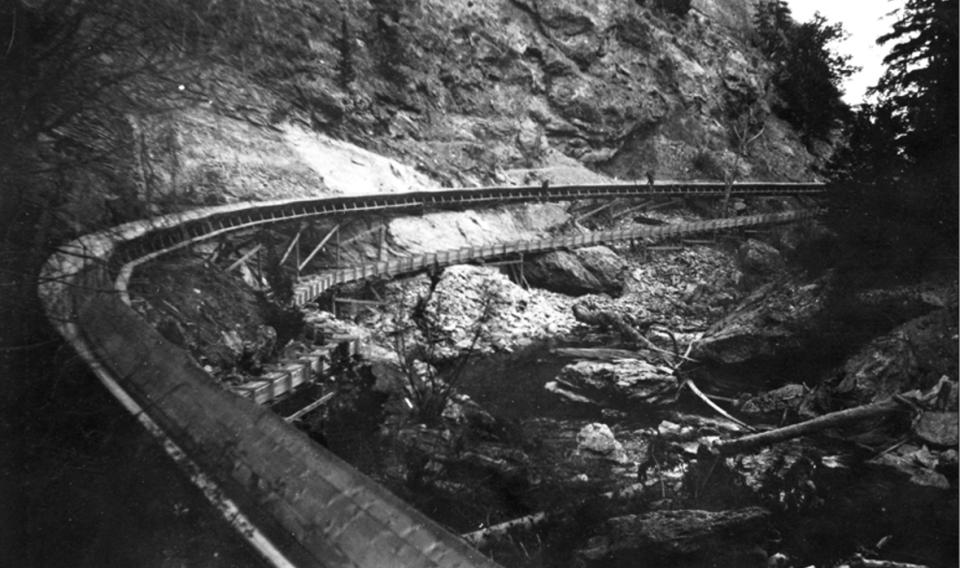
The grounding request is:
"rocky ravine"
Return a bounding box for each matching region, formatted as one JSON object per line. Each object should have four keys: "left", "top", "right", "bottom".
{"left": 294, "top": 203, "right": 956, "bottom": 567}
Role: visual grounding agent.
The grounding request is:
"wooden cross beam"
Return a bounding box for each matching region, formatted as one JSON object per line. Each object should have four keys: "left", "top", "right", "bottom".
{"left": 575, "top": 199, "right": 621, "bottom": 223}
{"left": 298, "top": 224, "right": 340, "bottom": 273}
{"left": 338, "top": 224, "right": 386, "bottom": 247}
{"left": 278, "top": 223, "right": 308, "bottom": 266}
{"left": 332, "top": 297, "right": 386, "bottom": 306}
{"left": 226, "top": 244, "right": 263, "bottom": 273}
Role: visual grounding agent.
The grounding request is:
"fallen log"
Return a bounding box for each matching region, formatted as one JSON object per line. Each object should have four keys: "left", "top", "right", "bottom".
{"left": 461, "top": 483, "right": 647, "bottom": 547}
{"left": 681, "top": 379, "right": 753, "bottom": 431}
{"left": 552, "top": 347, "right": 642, "bottom": 361}
{"left": 572, "top": 305, "right": 693, "bottom": 365}
{"left": 850, "top": 554, "right": 930, "bottom": 568}
{"left": 713, "top": 397, "right": 911, "bottom": 455}
{"left": 577, "top": 506, "right": 771, "bottom": 565}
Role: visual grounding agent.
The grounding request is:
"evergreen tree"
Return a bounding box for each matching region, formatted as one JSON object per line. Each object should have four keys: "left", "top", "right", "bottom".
{"left": 751, "top": 2, "right": 855, "bottom": 144}
{"left": 753, "top": 0, "right": 793, "bottom": 56}
{"left": 874, "top": 0, "right": 958, "bottom": 172}
{"left": 826, "top": 0, "right": 958, "bottom": 281}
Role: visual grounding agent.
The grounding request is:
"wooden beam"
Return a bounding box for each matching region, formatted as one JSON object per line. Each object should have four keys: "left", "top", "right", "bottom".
{"left": 378, "top": 225, "right": 386, "bottom": 261}
{"left": 226, "top": 244, "right": 263, "bottom": 273}
{"left": 575, "top": 199, "right": 620, "bottom": 222}
{"left": 298, "top": 225, "right": 339, "bottom": 273}
{"left": 332, "top": 297, "right": 386, "bottom": 306}
{"left": 483, "top": 259, "right": 525, "bottom": 266}
{"left": 645, "top": 198, "right": 682, "bottom": 212}
{"left": 278, "top": 224, "right": 307, "bottom": 266}
{"left": 611, "top": 199, "right": 653, "bottom": 220}
{"left": 284, "top": 392, "right": 335, "bottom": 422}
{"left": 339, "top": 224, "right": 385, "bottom": 247}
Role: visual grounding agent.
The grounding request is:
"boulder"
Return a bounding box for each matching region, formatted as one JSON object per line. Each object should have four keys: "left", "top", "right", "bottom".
{"left": 525, "top": 250, "right": 605, "bottom": 295}
{"left": 914, "top": 412, "right": 960, "bottom": 447}
{"left": 548, "top": 358, "right": 677, "bottom": 407}
{"left": 737, "top": 238, "right": 784, "bottom": 275}
{"left": 577, "top": 423, "right": 620, "bottom": 454}
{"left": 524, "top": 246, "right": 628, "bottom": 296}
{"left": 776, "top": 220, "right": 837, "bottom": 266}
{"left": 693, "top": 277, "right": 827, "bottom": 365}
{"left": 869, "top": 444, "right": 952, "bottom": 490}
{"left": 574, "top": 246, "right": 630, "bottom": 295}
{"left": 833, "top": 309, "right": 958, "bottom": 405}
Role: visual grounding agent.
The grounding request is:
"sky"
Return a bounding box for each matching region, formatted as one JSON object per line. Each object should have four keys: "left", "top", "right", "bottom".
{"left": 787, "top": 0, "right": 906, "bottom": 104}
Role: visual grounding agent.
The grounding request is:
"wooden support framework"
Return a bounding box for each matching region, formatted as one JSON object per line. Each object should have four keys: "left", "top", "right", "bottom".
{"left": 298, "top": 224, "right": 340, "bottom": 274}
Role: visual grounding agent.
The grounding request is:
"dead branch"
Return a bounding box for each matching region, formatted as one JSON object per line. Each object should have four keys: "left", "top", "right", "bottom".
{"left": 681, "top": 379, "right": 753, "bottom": 431}
{"left": 461, "top": 512, "right": 548, "bottom": 546}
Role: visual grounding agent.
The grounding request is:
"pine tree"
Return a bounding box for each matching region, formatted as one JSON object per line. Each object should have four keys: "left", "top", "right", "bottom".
{"left": 874, "top": 0, "right": 958, "bottom": 167}
{"left": 826, "top": 0, "right": 958, "bottom": 279}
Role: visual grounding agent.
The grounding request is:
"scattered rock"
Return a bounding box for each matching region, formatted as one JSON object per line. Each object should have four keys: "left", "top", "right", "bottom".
{"left": 730, "top": 443, "right": 825, "bottom": 512}
{"left": 914, "top": 412, "right": 959, "bottom": 447}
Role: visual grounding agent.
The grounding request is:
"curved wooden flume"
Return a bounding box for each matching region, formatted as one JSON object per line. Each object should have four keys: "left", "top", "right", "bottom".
{"left": 39, "top": 182, "right": 823, "bottom": 567}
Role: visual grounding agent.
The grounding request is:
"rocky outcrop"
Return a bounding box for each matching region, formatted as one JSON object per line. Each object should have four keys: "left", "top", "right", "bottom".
{"left": 121, "top": 0, "right": 819, "bottom": 214}
{"left": 525, "top": 245, "right": 628, "bottom": 296}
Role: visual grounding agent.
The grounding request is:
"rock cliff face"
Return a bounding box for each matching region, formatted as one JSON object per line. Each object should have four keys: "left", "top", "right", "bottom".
{"left": 97, "top": 0, "right": 822, "bottom": 222}
{"left": 327, "top": 0, "right": 817, "bottom": 185}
